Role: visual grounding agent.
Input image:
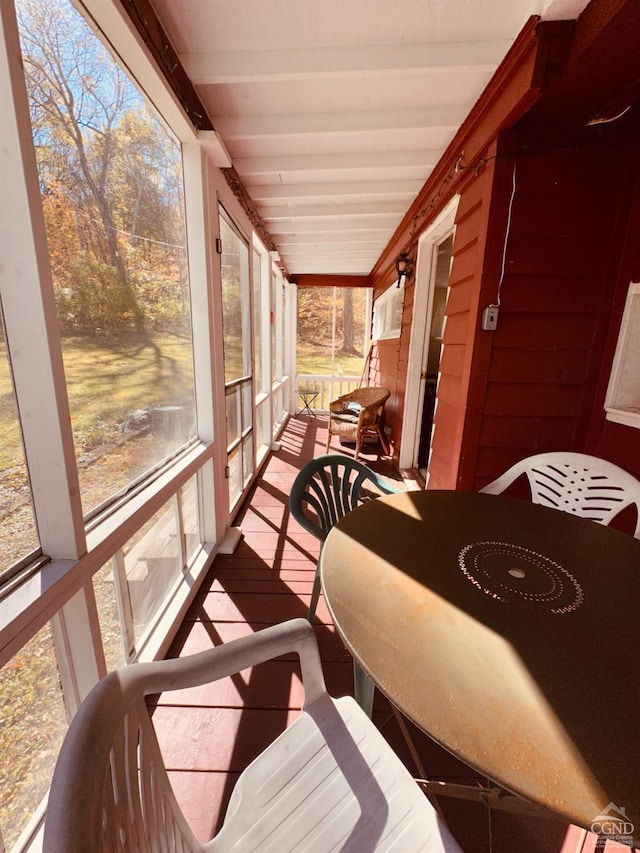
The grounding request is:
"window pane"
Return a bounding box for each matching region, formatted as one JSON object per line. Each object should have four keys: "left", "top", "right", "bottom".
{"left": 242, "top": 434, "right": 254, "bottom": 489}
{"left": 92, "top": 561, "right": 127, "bottom": 672}
{"left": 0, "top": 623, "right": 67, "bottom": 849}
{"left": 277, "top": 279, "right": 286, "bottom": 380}
{"left": 226, "top": 387, "right": 240, "bottom": 447}
{"left": 0, "top": 321, "right": 39, "bottom": 577}
{"left": 297, "top": 287, "right": 369, "bottom": 376}
{"left": 252, "top": 247, "right": 264, "bottom": 393}
{"left": 16, "top": 0, "right": 196, "bottom": 518}
{"left": 271, "top": 272, "right": 277, "bottom": 385}
{"left": 242, "top": 382, "right": 253, "bottom": 435}
{"left": 180, "top": 475, "right": 200, "bottom": 566}
{"left": 220, "top": 209, "right": 251, "bottom": 383}
{"left": 123, "top": 499, "right": 182, "bottom": 647}
{"left": 227, "top": 445, "right": 242, "bottom": 507}
{"left": 256, "top": 400, "right": 270, "bottom": 460}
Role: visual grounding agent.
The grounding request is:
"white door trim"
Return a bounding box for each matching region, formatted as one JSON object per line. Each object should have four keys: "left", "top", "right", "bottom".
{"left": 399, "top": 197, "right": 459, "bottom": 470}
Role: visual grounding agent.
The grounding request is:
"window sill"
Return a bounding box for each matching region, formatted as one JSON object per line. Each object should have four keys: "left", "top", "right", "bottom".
{"left": 0, "top": 441, "right": 214, "bottom": 668}
{"left": 604, "top": 407, "right": 640, "bottom": 429}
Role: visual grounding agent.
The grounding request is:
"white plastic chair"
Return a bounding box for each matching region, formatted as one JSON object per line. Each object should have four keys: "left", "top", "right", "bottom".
{"left": 480, "top": 452, "right": 640, "bottom": 537}
{"left": 44, "top": 619, "right": 463, "bottom": 853}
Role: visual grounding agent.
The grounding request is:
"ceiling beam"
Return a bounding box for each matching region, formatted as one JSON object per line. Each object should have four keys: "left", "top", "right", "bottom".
{"left": 267, "top": 218, "right": 400, "bottom": 234}
{"left": 213, "top": 107, "right": 464, "bottom": 139}
{"left": 261, "top": 201, "right": 407, "bottom": 218}
{"left": 276, "top": 232, "right": 390, "bottom": 245}
{"left": 249, "top": 179, "right": 422, "bottom": 200}
{"left": 293, "top": 274, "right": 371, "bottom": 288}
{"left": 281, "top": 242, "right": 386, "bottom": 254}
{"left": 233, "top": 149, "right": 442, "bottom": 176}
{"left": 288, "top": 262, "right": 373, "bottom": 274}
{"left": 182, "top": 40, "right": 512, "bottom": 84}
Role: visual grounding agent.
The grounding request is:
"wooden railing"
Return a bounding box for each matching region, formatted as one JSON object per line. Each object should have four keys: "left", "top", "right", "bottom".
{"left": 295, "top": 374, "right": 361, "bottom": 411}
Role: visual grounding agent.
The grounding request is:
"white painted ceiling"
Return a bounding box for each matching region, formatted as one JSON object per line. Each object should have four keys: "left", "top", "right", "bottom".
{"left": 151, "top": 0, "right": 591, "bottom": 277}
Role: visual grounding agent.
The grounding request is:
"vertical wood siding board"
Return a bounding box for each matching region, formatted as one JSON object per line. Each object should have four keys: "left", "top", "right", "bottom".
{"left": 442, "top": 311, "right": 471, "bottom": 345}
{"left": 444, "top": 279, "right": 476, "bottom": 316}
{"left": 500, "top": 274, "right": 604, "bottom": 312}
{"left": 432, "top": 399, "right": 458, "bottom": 431}
{"left": 495, "top": 146, "right": 633, "bottom": 462}
{"left": 490, "top": 313, "right": 595, "bottom": 349}
{"left": 453, "top": 144, "right": 512, "bottom": 489}
{"left": 484, "top": 382, "right": 584, "bottom": 417}
{"left": 480, "top": 416, "right": 539, "bottom": 447}
{"left": 506, "top": 233, "right": 609, "bottom": 277}
{"left": 369, "top": 20, "right": 552, "bottom": 469}
{"left": 489, "top": 347, "right": 590, "bottom": 384}
{"left": 434, "top": 377, "right": 463, "bottom": 410}
{"left": 370, "top": 18, "right": 550, "bottom": 291}
{"left": 449, "top": 241, "right": 480, "bottom": 285}
{"left": 516, "top": 146, "right": 620, "bottom": 192}
{"left": 431, "top": 421, "right": 463, "bottom": 469}
{"left": 510, "top": 188, "right": 620, "bottom": 236}
{"left": 425, "top": 454, "right": 454, "bottom": 490}
{"left": 438, "top": 344, "right": 466, "bottom": 376}
{"left": 479, "top": 415, "right": 576, "bottom": 447}
{"left": 584, "top": 148, "right": 640, "bottom": 457}
{"left": 451, "top": 205, "right": 484, "bottom": 248}
{"left": 453, "top": 185, "right": 484, "bottom": 225}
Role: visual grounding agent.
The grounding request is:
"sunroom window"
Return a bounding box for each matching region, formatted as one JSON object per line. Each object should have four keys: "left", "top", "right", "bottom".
{"left": 253, "top": 243, "right": 271, "bottom": 463}
{"left": 16, "top": 0, "right": 197, "bottom": 519}
{"left": 0, "top": 318, "right": 39, "bottom": 581}
{"left": 0, "top": 623, "right": 67, "bottom": 850}
{"left": 219, "top": 206, "right": 254, "bottom": 508}
{"left": 296, "top": 286, "right": 372, "bottom": 408}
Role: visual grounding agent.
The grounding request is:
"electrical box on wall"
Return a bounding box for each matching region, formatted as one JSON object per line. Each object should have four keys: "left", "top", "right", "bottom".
{"left": 482, "top": 305, "right": 499, "bottom": 331}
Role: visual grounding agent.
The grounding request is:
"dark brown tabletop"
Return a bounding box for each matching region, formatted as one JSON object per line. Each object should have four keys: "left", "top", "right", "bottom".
{"left": 319, "top": 489, "right": 640, "bottom": 841}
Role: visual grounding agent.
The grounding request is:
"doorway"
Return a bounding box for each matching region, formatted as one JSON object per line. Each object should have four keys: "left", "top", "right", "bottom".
{"left": 399, "top": 198, "right": 457, "bottom": 477}
{"left": 416, "top": 235, "right": 453, "bottom": 474}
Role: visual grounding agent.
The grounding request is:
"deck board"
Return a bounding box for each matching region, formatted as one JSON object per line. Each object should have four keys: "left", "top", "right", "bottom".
{"left": 156, "top": 415, "right": 621, "bottom": 852}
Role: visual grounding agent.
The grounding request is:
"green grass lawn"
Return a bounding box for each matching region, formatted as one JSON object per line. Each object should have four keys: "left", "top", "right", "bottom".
{"left": 0, "top": 336, "right": 366, "bottom": 475}
{"left": 0, "top": 332, "right": 195, "bottom": 472}
{"left": 62, "top": 332, "right": 195, "bottom": 443}
{"left": 296, "top": 343, "right": 364, "bottom": 377}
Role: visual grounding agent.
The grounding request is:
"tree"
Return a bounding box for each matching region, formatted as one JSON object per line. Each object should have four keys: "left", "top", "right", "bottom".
{"left": 341, "top": 288, "right": 359, "bottom": 355}
{"left": 18, "top": 0, "right": 145, "bottom": 331}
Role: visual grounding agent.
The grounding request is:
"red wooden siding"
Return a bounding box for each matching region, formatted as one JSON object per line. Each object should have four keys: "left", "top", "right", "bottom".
{"left": 363, "top": 2, "right": 640, "bottom": 491}
{"left": 368, "top": 19, "right": 559, "bottom": 480}
{"left": 466, "top": 146, "right": 631, "bottom": 489}
{"left": 585, "top": 156, "right": 640, "bottom": 480}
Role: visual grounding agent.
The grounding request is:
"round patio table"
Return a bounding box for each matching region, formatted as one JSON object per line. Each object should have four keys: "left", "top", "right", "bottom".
{"left": 319, "top": 489, "right": 640, "bottom": 843}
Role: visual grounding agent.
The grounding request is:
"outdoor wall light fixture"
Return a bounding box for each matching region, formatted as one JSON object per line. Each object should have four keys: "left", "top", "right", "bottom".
{"left": 395, "top": 252, "right": 413, "bottom": 288}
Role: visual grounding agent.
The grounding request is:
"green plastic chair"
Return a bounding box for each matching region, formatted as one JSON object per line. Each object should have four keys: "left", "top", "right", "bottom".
{"left": 290, "top": 454, "right": 400, "bottom": 715}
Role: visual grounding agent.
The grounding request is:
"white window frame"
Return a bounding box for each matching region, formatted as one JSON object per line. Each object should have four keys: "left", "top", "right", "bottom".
{"left": 372, "top": 283, "right": 404, "bottom": 341}
{"left": 399, "top": 198, "right": 459, "bottom": 470}
{"left": 605, "top": 281, "right": 640, "bottom": 429}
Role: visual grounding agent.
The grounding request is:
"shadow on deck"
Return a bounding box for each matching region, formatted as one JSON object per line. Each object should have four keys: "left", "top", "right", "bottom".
{"left": 154, "top": 415, "right": 612, "bottom": 853}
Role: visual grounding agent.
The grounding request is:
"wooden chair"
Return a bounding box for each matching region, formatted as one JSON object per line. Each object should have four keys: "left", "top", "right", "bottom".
{"left": 43, "top": 619, "right": 463, "bottom": 853}
{"left": 480, "top": 451, "right": 640, "bottom": 537}
{"left": 326, "top": 386, "right": 390, "bottom": 459}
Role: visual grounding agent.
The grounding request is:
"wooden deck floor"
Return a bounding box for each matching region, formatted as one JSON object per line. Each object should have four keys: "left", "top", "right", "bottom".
{"left": 154, "top": 415, "right": 625, "bottom": 853}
